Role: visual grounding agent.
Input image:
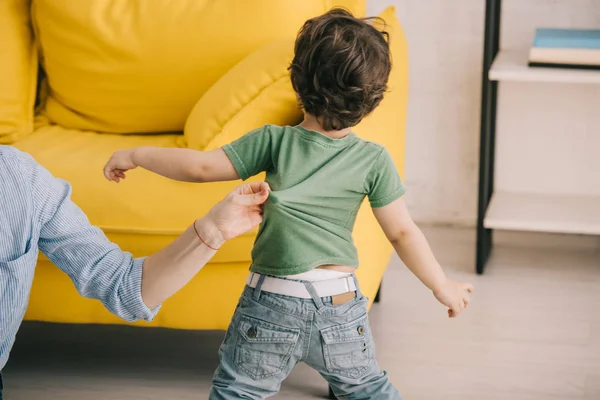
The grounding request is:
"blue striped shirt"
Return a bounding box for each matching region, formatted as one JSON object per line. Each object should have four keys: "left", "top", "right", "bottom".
{"left": 0, "top": 146, "right": 157, "bottom": 370}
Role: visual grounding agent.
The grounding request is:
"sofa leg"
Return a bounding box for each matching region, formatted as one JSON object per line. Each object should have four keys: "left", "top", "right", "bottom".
{"left": 374, "top": 283, "right": 382, "bottom": 303}
{"left": 328, "top": 386, "right": 337, "bottom": 399}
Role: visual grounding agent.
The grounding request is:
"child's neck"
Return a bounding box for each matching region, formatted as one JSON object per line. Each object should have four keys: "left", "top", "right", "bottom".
{"left": 299, "top": 114, "right": 352, "bottom": 139}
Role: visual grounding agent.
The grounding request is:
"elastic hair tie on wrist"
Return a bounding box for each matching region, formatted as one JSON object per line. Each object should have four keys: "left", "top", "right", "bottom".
{"left": 193, "top": 220, "right": 220, "bottom": 251}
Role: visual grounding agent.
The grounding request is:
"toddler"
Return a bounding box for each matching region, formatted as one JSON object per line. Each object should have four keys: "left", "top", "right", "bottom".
{"left": 104, "top": 9, "right": 472, "bottom": 399}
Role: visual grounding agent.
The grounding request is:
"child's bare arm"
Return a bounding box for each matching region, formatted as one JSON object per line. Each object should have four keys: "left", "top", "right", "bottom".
{"left": 372, "top": 197, "right": 473, "bottom": 318}
{"left": 103, "top": 147, "right": 239, "bottom": 183}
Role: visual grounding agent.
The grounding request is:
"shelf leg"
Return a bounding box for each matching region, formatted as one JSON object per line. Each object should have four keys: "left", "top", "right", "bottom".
{"left": 477, "top": 0, "right": 502, "bottom": 274}
{"left": 374, "top": 283, "right": 382, "bottom": 304}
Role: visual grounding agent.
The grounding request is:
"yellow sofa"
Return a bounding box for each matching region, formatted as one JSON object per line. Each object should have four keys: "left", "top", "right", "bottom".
{"left": 1, "top": 0, "right": 408, "bottom": 330}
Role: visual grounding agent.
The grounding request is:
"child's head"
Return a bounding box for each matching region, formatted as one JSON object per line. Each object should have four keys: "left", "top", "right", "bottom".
{"left": 290, "top": 8, "right": 391, "bottom": 131}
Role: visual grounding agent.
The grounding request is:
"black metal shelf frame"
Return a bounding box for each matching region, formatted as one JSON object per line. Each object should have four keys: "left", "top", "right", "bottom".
{"left": 476, "top": 0, "right": 502, "bottom": 274}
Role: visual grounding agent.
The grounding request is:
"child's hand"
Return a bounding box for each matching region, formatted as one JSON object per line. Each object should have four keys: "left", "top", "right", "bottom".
{"left": 433, "top": 279, "right": 473, "bottom": 318}
{"left": 103, "top": 149, "right": 137, "bottom": 183}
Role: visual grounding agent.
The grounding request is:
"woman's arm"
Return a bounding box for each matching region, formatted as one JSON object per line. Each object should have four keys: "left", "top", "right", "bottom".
{"left": 39, "top": 150, "right": 269, "bottom": 318}
{"left": 140, "top": 220, "right": 221, "bottom": 309}
{"left": 104, "top": 147, "right": 239, "bottom": 183}
{"left": 141, "top": 182, "right": 269, "bottom": 308}
{"left": 373, "top": 197, "right": 473, "bottom": 318}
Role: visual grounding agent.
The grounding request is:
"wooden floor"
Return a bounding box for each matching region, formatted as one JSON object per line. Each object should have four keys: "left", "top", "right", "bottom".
{"left": 3, "top": 228, "right": 600, "bottom": 399}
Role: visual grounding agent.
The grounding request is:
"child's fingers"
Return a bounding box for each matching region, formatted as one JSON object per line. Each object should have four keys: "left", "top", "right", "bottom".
{"left": 111, "top": 171, "right": 121, "bottom": 183}
{"left": 464, "top": 283, "right": 474, "bottom": 293}
{"left": 107, "top": 168, "right": 128, "bottom": 181}
{"left": 451, "top": 304, "right": 461, "bottom": 317}
{"left": 103, "top": 165, "right": 112, "bottom": 180}
{"left": 105, "top": 165, "right": 120, "bottom": 182}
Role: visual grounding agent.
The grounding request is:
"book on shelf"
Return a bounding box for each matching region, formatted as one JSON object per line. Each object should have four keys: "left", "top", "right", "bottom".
{"left": 529, "top": 28, "right": 600, "bottom": 70}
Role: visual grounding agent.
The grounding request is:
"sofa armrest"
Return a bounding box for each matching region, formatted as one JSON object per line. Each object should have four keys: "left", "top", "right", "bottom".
{"left": 183, "top": 39, "right": 302, "bottom": 151}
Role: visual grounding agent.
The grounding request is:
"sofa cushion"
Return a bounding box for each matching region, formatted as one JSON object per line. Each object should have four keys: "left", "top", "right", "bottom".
{"left": 14, "top": 120, "right": 259, "bottom": 263}
{"left": 0, "top": 0, "right": 37, "bottom": 144}
{"left": 184, "top": 39, "right": 302, "bottom": 151}
{"left": 352, "top": 6, "right": 408, "bottom": 176}
{"left": 32, "top": 0, "right": 358, "bottom": 134}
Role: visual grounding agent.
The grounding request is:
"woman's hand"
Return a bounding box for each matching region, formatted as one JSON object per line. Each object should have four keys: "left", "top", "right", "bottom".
{"left": 141, "top": 182, "right": 270, "bottom": 308}
{"left": 103, "top": 149, "right": 137, "bottom": 182}
{"left": 433, "top": 279, "right": 473, "bottom": 318}
{"left": 196, "top": 182, "right": 271, "bottom": 248}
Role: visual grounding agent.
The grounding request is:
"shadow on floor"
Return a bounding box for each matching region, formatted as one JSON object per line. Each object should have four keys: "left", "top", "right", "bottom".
{"left": 7, "top": 322, "right": 223, "bottom": 379}
{"left": 4, "top": 322, "right": 330, "bottom": 399}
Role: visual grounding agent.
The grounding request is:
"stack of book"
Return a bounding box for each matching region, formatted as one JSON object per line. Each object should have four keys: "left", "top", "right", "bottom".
{"left": 529, "top": 28, "right": 600, "bottom": 70}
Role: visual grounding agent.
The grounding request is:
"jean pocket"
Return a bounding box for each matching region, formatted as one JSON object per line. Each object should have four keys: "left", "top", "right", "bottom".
{"left": 321, "top": 315, "right": 374, "bottom": 379}
{"left": 234, "top": 314, "right": 300, "bottom": 380}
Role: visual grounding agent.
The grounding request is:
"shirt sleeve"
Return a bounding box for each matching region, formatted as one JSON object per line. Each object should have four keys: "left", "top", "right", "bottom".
{"left": 365, "top": 147, "right": 407, "bottom": 208}
{"left": 29, "top": 157, "right": 159, "bottom": 322}
{"left": 222, "top": 125, "right": 273, "bottom": 180}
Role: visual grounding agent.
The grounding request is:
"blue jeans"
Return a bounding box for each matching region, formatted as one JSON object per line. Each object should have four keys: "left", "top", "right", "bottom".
{"left": 209, "top": 275, "right": 401, "bottom": 399}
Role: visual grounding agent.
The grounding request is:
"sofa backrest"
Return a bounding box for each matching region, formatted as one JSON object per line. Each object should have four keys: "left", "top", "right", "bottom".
{"left": 26, "top": 0, "right": 364, "bottom": 135}
{"left": 0, "top": 0, "right": 37, "bottom": 144}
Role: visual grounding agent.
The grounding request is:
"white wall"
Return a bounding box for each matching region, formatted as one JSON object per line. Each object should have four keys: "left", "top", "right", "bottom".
{"left": 496, "top": 0, "right": 600, "bottom": 198}
{"left": 368, "top": 0, "right": 485, "bottom": 226}
{"left": 367, "top": 0, "right": 600, "bottom": 226}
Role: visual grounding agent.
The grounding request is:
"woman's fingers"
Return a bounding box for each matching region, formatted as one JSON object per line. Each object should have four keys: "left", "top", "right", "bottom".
{"left": 241, "top": 181, "right": 272, "bottom": 196}
{"left": 249, "top": 205, "right": 262, "bottom": 214}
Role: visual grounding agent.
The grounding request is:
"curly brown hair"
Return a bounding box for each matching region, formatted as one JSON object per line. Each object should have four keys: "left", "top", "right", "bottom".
{"left": 289, "top": 8, "right": 391, "bottom": 131}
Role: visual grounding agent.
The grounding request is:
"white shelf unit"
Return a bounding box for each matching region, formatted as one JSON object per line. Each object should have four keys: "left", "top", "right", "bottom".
{"left": 484, "top": 51, "right": 600, "bottom": 238}
{"left": 476, "top": 1, "right": 600, "bottom": 273}
{"left": 489, "top": 50, "right": 600, "bottom": 84}
{"left": 484, "top": 191, "right": 600, "bottom": 235}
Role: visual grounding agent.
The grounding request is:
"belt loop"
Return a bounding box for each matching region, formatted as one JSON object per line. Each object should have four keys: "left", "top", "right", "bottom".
{"left": 303, "top": 281, "right": 325, "bottom": 310}
{"left": 253, "top": 274, "right": 266, "bottom": 301}
{"left": 352, "top": 274, "right": 363, "bottom": 299}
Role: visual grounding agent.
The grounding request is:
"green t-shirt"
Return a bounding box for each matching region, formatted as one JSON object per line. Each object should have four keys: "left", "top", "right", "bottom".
{"left": 223, "top": 124, "right": 406, "bottom": 276}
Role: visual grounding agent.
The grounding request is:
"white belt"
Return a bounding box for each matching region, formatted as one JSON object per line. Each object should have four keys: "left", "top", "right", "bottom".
{"left": 246, "top": 272, "right": 357, "bottom": 299}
